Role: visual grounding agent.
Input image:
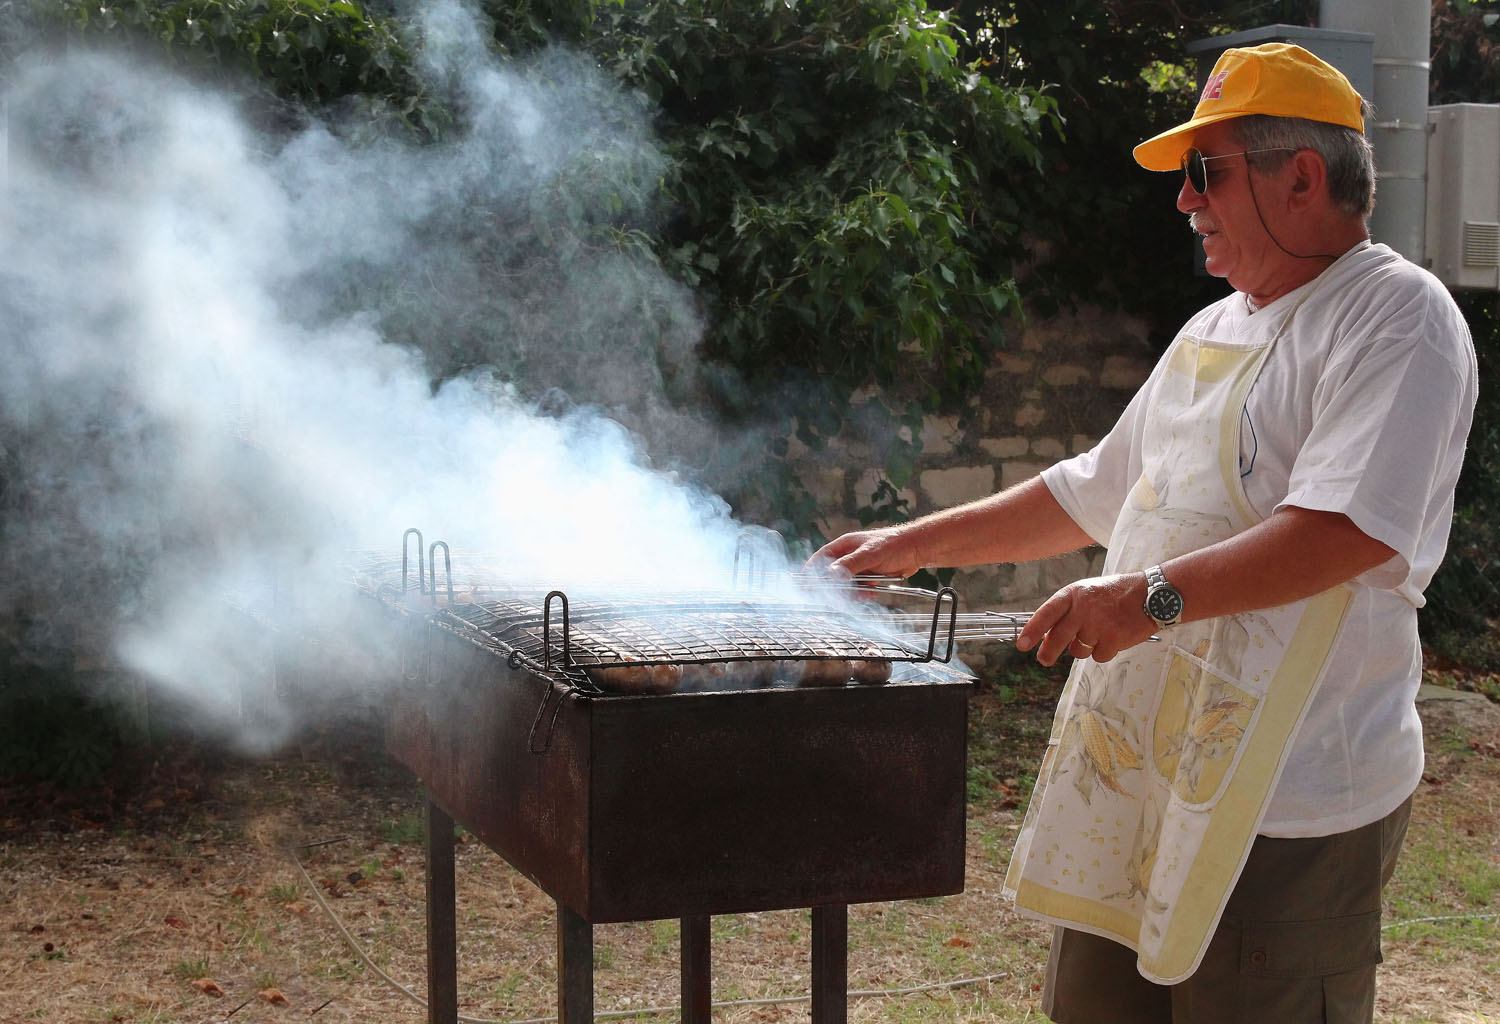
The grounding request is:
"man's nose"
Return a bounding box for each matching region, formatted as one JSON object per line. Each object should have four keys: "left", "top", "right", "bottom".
{"left": 1176, "top": 177, "right": 1206, "bottom": 214}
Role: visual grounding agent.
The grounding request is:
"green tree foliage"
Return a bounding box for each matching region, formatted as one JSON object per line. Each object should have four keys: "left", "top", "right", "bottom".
{"left": 37, "top": 0, "right": 423, "bottom": 115}
{"left": 582, "top": 2, "right": 1058, "bottom": 416}
{"left": 21, "top": 0, "right": 1056, "bottom": 467}
{"left": 945, "top": 0, "right": 1318, "bottom": 339}
{"left": 1431, "top": 0, "right": 1500, "bottom": 105}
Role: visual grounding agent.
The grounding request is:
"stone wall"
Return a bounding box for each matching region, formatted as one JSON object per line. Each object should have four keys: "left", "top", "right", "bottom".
{"left": 792, "top": 304, "right": 1161, "bottom": 674}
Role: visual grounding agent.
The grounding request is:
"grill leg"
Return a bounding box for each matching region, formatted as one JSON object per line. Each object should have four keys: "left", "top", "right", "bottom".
{"left": 810, "top": 903, "right": 847, "bottom": 1024}
{"left": 556, "top": 901, "right": 593, "bottom": 1024}
{"left": 681, "top": 915, "right": 711, "bottom": 1024}
{"left": 425, "top": 798, "right": 458, "bottom": 1024}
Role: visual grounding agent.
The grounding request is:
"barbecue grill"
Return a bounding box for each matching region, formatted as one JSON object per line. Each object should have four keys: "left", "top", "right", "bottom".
{"left": 356, "top": 530, "right": 1030, "bottom": 1024}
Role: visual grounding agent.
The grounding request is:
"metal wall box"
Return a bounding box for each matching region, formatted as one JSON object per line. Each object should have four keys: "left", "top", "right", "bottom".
{"left": 1426, "top": 103, "right": 1500, "bottom": 291}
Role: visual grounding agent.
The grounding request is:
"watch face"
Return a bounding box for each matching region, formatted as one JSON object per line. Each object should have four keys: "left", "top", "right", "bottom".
{"left": 1146, "top": 587, "right": 1183, "bottom": 623}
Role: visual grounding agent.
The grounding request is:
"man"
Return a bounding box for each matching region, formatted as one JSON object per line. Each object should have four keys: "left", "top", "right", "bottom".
{"left": 812, "top": 43, "right": 1476, "bottom": 1023}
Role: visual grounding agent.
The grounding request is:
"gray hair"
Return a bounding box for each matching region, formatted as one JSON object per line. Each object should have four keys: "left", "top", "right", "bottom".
{"left": 1230, "top": 107, "right": 1377, "bottom": 220}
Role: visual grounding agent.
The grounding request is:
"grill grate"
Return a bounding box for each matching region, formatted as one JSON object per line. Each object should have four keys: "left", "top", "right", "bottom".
{"left": 345, "top": 533, "right": 976, "bottom": 693}
{"left": 444, "top": 592, "right": 932, "bottom": 668}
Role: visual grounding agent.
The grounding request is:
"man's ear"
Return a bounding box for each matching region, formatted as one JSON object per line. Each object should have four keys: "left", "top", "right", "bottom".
{"left": 1287, "top": 149, "right": 1328, "bottom": 207}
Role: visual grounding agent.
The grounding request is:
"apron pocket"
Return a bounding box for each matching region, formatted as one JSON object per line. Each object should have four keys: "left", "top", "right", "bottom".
{"left": 1150, "top": 640, "right": 1264, "bottom": 810}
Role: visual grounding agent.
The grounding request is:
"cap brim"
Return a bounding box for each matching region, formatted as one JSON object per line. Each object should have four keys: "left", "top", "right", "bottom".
{"left": 1132, "top": 110, "right": 1245, "bottom": 171}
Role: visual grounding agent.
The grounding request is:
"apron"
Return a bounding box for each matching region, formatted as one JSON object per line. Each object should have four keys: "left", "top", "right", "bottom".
{"left": 1002, "top": 272, "right": 1359, "bottom": 984}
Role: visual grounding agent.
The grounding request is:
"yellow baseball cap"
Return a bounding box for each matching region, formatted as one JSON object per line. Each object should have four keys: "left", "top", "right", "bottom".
{"left": 1133, "top": 42, "right": 1365, "bottom": 171}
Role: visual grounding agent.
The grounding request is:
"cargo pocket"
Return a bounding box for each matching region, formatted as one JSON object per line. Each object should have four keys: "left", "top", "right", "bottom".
{"left": 1239, "top": 911, "right": 1382, "bottom": 978}
{"left": 1233, "top": 912, "right": 1382, "bottom": 1024}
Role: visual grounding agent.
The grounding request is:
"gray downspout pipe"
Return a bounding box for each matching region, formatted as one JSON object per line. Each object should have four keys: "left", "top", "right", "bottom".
{"left": 1319, "top": 0, "right": 1431, "bottom": 263}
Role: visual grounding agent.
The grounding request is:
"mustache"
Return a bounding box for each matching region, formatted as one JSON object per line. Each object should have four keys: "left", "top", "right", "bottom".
{"left": 1189, "top": 213, "right": 1215, "bottom": 235}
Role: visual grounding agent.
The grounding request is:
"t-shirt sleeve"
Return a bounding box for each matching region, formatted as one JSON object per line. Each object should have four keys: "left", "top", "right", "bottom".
{"left": 1279, "top": 300, "right": 1476, "bottom": 590}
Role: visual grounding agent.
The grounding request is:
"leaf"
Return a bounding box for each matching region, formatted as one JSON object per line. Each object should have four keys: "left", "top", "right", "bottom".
{"left": 164, "top": 916, "right": 188, "bottom": 930}
{"left": 885, "top": 449, "right": 916, "bottom": 490}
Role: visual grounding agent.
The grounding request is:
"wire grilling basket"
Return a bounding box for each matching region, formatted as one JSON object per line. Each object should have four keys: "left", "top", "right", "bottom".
{"left": 346, "top": 529, "right": 1038, "bottom": 694}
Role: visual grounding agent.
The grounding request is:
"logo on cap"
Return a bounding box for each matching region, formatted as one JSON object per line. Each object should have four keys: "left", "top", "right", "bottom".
{"left": 1200, "top": 71, "right": 1228, "bottom": 103}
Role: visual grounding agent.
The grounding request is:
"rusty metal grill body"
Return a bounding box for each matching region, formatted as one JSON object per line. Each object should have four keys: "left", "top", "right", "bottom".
{"left": 353, "top": 536, "right": 975, "bottom": 1024}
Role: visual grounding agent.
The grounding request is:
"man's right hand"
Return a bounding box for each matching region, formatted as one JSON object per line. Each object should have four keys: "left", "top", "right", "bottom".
{"left": 806, "top": 526, "right": 924, "bottom": 581}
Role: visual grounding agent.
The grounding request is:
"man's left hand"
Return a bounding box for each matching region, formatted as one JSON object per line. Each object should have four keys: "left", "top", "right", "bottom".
{"left": 1016, "top": 572, "right": 1156, "bottom": 665}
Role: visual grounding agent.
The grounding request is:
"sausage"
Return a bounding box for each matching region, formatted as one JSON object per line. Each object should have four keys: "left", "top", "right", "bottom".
{"left": 850, "top": 646, "right": 893, "bottom": 685}
{"left": 679, "top": 661, "right": 729, "bottom": 691}
{"left": 796, "top": 653, "right": 852, "bottom": 687}
{"left": 585, "top": 658, "right": 683, "bottom": 695}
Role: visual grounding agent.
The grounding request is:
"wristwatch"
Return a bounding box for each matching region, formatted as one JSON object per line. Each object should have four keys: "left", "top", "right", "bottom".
{"left": 1143, "top": 564, "right": 1184, "bottom": 628}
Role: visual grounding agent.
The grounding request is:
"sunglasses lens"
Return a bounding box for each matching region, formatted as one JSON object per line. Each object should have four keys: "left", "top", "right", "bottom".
{"left": 1183, "top": 149, "right": 1207, "bottom": 194}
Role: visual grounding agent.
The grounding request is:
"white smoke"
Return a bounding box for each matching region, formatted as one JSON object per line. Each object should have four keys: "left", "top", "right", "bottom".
{"left": 0, "top": 2, "right": 791, "bottom": 748}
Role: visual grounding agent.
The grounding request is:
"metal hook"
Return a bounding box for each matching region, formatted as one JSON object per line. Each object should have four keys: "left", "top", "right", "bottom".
{"left": 399, "top": 615, "right": 431, "bottom": 684}
{"left": 428, "top": 540, "right": 453, "bottom": 608}
{"left": 732, "top": 527, "right": 787, "bottom": 589}
{"left": 542, "top": 591, "right": 571, "bottom": 670}
{"left": 527, "top": 684, "right": 565, "bottom": 755}
{"left": 922, "top": 587, "right": 961, "bottom": 663}
{"left": 401, "top": 528, "right": 425, "bottom": 596}
{"left": 731, "top": 543, "right": 749, "bottom": 588}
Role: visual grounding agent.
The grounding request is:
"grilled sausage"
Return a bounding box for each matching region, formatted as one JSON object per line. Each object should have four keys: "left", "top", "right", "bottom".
{"left": 585, "top": 658, "right": 683, "bottom": 695}
{"left": 678, "top": 661, "right": 729, "bottom": 691}
{"left": 850, "top": 647, "right": 892, "bottom": 685}
{"left": 796, "top": 653, "right": 852, "bottom": 687}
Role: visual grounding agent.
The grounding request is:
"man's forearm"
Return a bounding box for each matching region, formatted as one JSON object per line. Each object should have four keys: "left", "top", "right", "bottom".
{"left": 1016, "top": 505, "right": 1399, "bottom": 665}
{"left": 901, "top": 475, "right": 1096, "bottom": 568}
{"left": 1160, "top": 505, "right": 1397, "bottom": 623}
{"left": 811, "top": 474, "right": 1095, "bottom": 580}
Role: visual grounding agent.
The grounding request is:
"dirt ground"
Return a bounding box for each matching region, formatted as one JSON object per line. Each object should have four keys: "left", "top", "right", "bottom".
{"left": 1, "top": 680, "right": 1497, "bottom": 1024}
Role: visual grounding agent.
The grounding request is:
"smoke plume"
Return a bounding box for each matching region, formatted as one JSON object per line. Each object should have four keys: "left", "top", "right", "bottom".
{"left": 0, "top": 2, "right": 788, "bottom": 748}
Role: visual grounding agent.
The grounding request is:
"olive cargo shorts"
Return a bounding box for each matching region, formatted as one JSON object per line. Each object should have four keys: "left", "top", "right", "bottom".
{"left": 1041, "top": 794, "right": 1414, "bottom": 1024}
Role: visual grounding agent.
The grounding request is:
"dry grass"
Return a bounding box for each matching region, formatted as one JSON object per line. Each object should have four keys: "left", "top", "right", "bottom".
{"left": 1, "top": 683, "right": 1496, "bottom": 1024}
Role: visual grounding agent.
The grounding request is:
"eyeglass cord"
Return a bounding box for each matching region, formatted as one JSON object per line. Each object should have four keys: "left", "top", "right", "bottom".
{"left": 1243, "top": 157, "right": 1356, "bottom": 262}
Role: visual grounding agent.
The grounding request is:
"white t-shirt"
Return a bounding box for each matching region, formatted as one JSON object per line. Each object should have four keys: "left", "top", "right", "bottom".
{"left": 1042, "top": 242, "right": 1478, "bottom": 837}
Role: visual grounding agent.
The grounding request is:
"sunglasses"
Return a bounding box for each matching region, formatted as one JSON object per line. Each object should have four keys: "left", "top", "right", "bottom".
{"left": 1181, "top": 147, "right": 1298, "bottom": 195}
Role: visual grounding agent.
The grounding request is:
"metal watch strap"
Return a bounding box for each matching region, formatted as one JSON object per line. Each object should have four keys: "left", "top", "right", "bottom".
{"left": 1143, "top": 564, "right": 1183, "bottom": 627}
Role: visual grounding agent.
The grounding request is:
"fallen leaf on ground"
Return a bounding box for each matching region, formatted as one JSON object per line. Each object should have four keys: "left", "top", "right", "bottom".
{"left": 163, "top": 916, "right": 188, "bottom": 929}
